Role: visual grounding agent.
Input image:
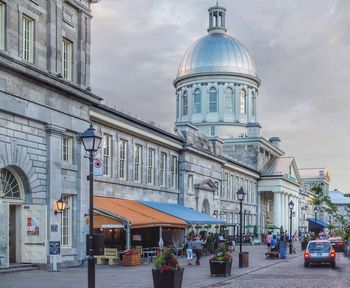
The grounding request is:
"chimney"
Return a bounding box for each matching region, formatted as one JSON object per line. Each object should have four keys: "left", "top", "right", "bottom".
{"left": 175, "top": 123, "right": 198, "bottom": 145}
{"left": 269, "top": 137, "right": 281, "bottom": 148}
{"left": 209, "top": 136, "right": 224, "bottom": 157}
{"left": 247, "top": 122, "right": 261, "bottom": 138}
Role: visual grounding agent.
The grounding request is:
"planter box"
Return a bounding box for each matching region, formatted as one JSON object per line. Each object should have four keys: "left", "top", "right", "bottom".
{"left": 209, "top": 260, "right": 232, "bottom": 276}
{"left": 152, "top": 268, "right": 184, "bottom": 288}
{"left": 122, "top": 253, "right": 141, "bottom": 266}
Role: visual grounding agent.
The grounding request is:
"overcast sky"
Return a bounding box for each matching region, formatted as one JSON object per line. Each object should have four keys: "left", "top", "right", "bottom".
{"left": 90, "top": 0, "right": 350, "bottom": 193}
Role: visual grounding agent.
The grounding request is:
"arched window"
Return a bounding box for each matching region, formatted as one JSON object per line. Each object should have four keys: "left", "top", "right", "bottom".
{"left": 240, "top": 89, "right": 247, "bottom": 115}
{"left": 182, "top": 91, "right": 188, "bottom": 116}
{"left": 225, "top": 87, "right": 234, "bottom": 113}
{"left": 252, "top": 92, "right": 256, "bottom": 116}
{"left": 0, "top": 168, "right": 21, "bottom": 199}
{"left": 193, "top": 88, "right": 201, "bottom": 113}
{"left": 209, "top": 87, "right": 218, "bottom": 113}
{"left": 201, "top": 199, "right": 210, "bottom": 215}
{"left": 176, "top": 93, "right": 179, "bottom": 118}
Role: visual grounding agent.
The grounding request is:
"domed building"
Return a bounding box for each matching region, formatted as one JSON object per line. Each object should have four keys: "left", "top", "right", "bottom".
{"left": 174, "top": 4, "right": 260, "bottom": 139}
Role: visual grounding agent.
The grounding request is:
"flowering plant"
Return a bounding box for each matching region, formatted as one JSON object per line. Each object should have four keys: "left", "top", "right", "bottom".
{"left": 154, "top": 248, "right": 182, "bottom": 272}
{"left": 210, "top": 246, "right": 232, "bottom": 262}
{"left": 124, "top": 249, "right": 140, "bottom": 256}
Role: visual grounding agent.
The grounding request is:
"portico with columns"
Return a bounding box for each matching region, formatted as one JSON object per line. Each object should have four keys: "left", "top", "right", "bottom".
{"left": 258, "top": 157, "right": 301, "bottom": 234}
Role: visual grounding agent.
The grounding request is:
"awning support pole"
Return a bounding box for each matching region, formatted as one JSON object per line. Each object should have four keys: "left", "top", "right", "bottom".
{"left": 126, "top": 223, "right": 130, "bottom": 250}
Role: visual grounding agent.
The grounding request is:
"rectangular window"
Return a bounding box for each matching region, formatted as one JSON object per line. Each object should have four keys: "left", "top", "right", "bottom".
{"left": 230, "top": 175, "right": 234, "bottom": 199}
{"left": 22, "top": 15, "right": 34, "bottom": 62}
{"left": 188, "top": 174, "right": 193, "bottom": 193}
{"left": 170, "top": 155, "right": 177, "bottom": 189}
{"left": 246, "top": 179, "right": 249, "bottom": 202}
{"left": 61, "top": 195, "right": 72, "bottom": 247}
{"left": 103, "top": 135, "right": 111, "bottom": 176}
{"left": 159, "top": 152, "right": 166, "bottom": 186}
{"left": 210, "top": 126, "right": 215, "bottom": 137}
{"left": 62, "top": 39, "right": 73, "bottom": 81}
{"left": 119, "top": 140, "right": 127, "bottom": 180}
{"left": 0, "top": 2, "right": 5, "bottom": 50}
{"left": 182, "top": 94, "right": 188, "bottom": 116}
{"left": 147, "top": 148, "right": 155, "bottom": 184}
{"left": 62, "top": 136, "right": 73, "bottom": 163}
{"left": 223, "top": 173, "right": 228, "bottom": 198}
{"left": 134, "top": 144, "right": 142, "bottom": 182}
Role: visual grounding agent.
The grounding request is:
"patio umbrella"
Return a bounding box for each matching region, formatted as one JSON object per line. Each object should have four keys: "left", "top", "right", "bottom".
{"left": 265, "top": 224, "right": 279, "bottom": 230}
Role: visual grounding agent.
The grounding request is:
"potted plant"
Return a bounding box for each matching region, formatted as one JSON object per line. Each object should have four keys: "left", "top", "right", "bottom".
{"left": 122, "top": 249, "right": 141, "bottom": 266}
{"left": 209, "top": 246, "right": 232, "bottom": 276}
{"left": 152, "top": 248, "right": 184, "bottom": 288}
{"left": 301, "top": 236, "right": 310, "bottom": 250}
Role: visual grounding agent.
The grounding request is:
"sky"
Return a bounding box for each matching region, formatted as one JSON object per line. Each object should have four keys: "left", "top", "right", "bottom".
{"left": 90, "top": 0, "right": 350, "bottom": 193}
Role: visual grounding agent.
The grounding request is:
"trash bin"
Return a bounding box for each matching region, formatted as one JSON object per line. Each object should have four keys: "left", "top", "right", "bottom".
{"left": 239, "top": 252, "right": 249, "bottom": 267}
{"left": 280, "top": 245, "right": 287, "bottom": 259}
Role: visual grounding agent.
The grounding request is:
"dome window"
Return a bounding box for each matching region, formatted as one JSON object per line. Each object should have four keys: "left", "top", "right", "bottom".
{"left": 252, "top": 93, "right": 256, "bottom": 116}
{"left": 240, "top": 89, "right": 247, "bottom": 115}
{"left": 182, "top": 91, "right": 188, "bottom": 116}
{"left": 209, "top": 87, "right": 218, "bottom": 113}
{"left": 225, "top": 87, "right": 234, "bottom": 113}
{"left": 194, "top": 88, "right": 202, "bottom": 113}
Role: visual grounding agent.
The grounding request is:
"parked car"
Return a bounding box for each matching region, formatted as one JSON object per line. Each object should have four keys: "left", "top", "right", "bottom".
{"left": 344, "top": 240, "right": 350, "bottom": 257}
{"left": 329, "top": 237, "right": 345, "bottom": 252}
{"left": 304, "top": 240, "right": 336, "bottom": 268}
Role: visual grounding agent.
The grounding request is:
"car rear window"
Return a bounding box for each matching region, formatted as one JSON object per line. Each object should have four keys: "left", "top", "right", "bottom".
{"left": 308, "top": 242, "right": 331, "bottom": 252}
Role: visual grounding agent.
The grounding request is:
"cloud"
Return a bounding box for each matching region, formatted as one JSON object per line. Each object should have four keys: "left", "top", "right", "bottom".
{"left": 90, "top": 0, "right": 350, "bottom": 192}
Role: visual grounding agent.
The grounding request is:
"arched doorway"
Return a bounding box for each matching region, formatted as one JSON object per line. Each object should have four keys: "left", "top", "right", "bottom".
{"left": 201, "top": 199, "right": 210, "bottom": 215}
{"left": 1, "top": 167, "right": 25, "bottom": 264}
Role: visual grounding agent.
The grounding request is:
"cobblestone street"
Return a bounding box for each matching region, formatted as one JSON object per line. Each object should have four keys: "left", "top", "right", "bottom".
{"left": 3, "top": 244, "right": 349, "bottom": 288}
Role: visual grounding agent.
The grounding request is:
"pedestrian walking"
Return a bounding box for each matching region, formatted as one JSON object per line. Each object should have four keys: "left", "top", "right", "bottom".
{"left": 185, "top": 235, "right": 194, "bottom": 265}
{"left": 266, "top": 231, "right": 273, "bottom": 252}
{"left": 193, "top": 236, "right": 204, "bottom": 265}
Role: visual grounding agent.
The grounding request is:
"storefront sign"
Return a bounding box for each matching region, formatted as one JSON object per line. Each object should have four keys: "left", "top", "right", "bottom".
{"left": 49, "top": 241, "right": 61, "bottom": 255}
{"left": 51, "top": 224, "right": 58, "bottom": 232}
{"left": 132, "top": 234, "right": 142, "bottom": 241}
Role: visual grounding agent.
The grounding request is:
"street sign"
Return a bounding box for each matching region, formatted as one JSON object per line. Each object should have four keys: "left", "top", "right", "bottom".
{"left": 49, "top": 241, "right": 60, "bottom": 255}
{"left": 93, "top": 159, "right": 103, "bottom": 176}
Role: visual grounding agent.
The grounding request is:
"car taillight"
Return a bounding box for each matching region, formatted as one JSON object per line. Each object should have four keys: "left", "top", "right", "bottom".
{"left": 336, "top": 242, "right": 343, "bottom": 245}
{"left": 330, "top": 249, "right": 336, "bottom": 257}
{"left": 304, "top": 250, "right": 310, "bottom": 258}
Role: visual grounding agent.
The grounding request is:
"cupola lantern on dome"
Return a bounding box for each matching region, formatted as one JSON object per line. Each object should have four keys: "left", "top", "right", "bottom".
{"left": 207, "top": 3, "right": 227, "bottom": 33}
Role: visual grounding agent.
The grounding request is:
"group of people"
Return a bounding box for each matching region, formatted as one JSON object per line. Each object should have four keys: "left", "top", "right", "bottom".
{"left": 265, "top": 231, "right": 289, "bottom": 256}
{"left": 185, "top": 234, "right": 207, "bottom": 266}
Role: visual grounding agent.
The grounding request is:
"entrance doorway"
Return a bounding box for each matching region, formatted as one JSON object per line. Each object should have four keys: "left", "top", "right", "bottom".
{"left": 9, "top": 205, "right": 17, "bottom": 263}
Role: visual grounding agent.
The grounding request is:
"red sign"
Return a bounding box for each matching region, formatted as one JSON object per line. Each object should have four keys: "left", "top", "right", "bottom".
{"left": 27, "top": 217, "right": 32, "bottom": 227}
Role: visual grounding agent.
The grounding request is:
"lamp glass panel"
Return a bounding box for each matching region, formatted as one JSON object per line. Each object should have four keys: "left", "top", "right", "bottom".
{"left": 82, "top": 137, "right": 94, "bottom": 152}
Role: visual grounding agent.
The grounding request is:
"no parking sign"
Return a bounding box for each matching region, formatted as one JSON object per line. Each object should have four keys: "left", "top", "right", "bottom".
{"left": 93, "top": 159, "right": 103, "bottom": 176}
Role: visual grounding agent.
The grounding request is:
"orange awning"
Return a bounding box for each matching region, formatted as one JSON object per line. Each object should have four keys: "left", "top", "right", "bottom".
{"left": 94, "top": 196, "right": 186, "bottom": 229}
{"left": 93, "top": 212, "right": 124, "bottom": 229}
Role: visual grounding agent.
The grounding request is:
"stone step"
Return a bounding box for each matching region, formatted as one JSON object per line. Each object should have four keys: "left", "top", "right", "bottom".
{"left": 0, "top": 264, "right": 38, "bottom": 273}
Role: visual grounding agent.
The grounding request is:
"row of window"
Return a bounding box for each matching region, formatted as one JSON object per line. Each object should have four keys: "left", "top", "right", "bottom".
{"left": 0, "top": 3, "right": 73, "bottom": 81}
{"left": 60, "top": 135, "right": 179, "bottom": 189}
{"left": 102, "top": 135, "right": 178, "bottom": 188}
{"left": 177, "top": 87, "right": 256, "bottom": 117}
{"left": 222, "top": 173, "right": 257, "bottom": 204}
{"left": 223, "top": 211, "right": 256, "bottom": 226}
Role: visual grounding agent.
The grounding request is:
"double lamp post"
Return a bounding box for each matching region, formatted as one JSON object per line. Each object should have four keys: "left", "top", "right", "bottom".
{"left": 80, "top": 124, "right": 102, "bottom": 288}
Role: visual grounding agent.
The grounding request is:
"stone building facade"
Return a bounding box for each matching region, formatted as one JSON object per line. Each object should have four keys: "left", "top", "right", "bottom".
{"left": 0, "top": 0, "right": 100, "bottom": 268}
{"left": 0, "top": 2, "right": 330, "bottom": 269}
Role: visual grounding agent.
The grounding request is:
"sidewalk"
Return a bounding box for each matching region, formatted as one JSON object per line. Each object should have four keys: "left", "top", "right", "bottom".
{"left": 0, "top": 244, "right": 303, "bottom": 288}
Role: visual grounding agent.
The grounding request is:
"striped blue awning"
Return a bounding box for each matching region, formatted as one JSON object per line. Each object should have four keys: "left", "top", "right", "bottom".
{"left": 139, "top": 201, "right": 226, "bottom": 225}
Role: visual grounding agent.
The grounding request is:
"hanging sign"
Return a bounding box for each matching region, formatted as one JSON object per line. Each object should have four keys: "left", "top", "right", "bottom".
{"left": 93, "top": 159, "right": 103, "bottom": 176}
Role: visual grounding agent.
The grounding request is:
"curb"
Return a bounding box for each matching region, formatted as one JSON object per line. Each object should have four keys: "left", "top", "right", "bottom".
{"left": 202, "top": 253, "right": 303, "bottom": 288}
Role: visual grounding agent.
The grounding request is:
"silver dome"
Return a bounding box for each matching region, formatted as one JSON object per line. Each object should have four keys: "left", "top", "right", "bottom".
{"left": 175, "top": 33, "right": 259, "bottom": 83}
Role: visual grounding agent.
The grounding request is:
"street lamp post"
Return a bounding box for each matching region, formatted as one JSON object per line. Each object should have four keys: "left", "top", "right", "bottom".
{"left": 288, "top": 200, "right": 294, "bottom": 254}
{"left": 236, "top": 187, "right": 246, "bottom": 268}
{"left": 80, "top": 124, "right": 102, "bottom": 288}
{"left": 314, "top": 206, "right": 318, "bottom": 222}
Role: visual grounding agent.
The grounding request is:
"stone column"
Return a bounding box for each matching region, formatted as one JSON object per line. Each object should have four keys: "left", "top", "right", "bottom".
{"left": 273, "top": 192, "right": 281, "bottom": 228}
{"left": 46, "top": 124, "right": 65, "bottom": 264}
{"left": 280, "top": 193, "right": 285, "bottom": 230}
